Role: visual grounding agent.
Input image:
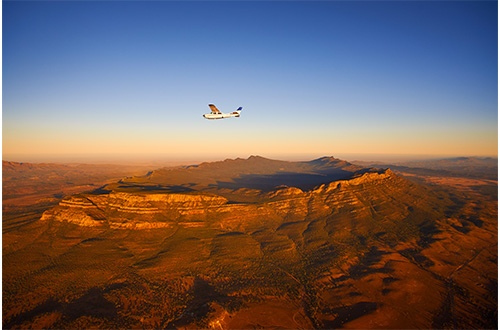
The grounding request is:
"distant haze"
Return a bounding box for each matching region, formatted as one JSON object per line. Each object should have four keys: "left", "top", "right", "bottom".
{"left": 2, "top": 152, "right": 495, "bottom": 167}
{"left": 3, "top": 1, "right": 497, "bottom": 162}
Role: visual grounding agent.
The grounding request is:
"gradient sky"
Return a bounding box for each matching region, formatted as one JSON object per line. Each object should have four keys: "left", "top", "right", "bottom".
{"left": 3, "top": 1, "right": 498, "bottom": 163}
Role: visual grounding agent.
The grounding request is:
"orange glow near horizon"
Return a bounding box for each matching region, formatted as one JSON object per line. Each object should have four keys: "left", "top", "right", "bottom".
{"left": 3, "top": 124, "right": 498, "bottom": 164}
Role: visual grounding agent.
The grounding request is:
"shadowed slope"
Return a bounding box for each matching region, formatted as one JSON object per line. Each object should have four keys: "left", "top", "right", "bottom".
{"left": 127, "top": 156, "right": 369, "bottom": 192}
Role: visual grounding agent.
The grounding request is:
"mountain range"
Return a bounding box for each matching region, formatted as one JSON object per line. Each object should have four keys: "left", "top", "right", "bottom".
{"left": 3, "top": 156, "right": 497, "bottom": 329}
{"left": 354, "top": 156, "right": 498, "bottom": 180}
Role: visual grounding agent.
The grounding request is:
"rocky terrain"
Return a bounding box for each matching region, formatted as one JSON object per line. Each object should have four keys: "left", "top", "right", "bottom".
{"left": 3, "top": 156, "right": 497, "bottom": 329}
{"left": 2, "top": 161, "right": 153, "bottom": 233}
{"left": 40, "top": 168, "right": 412, "bottom": 231}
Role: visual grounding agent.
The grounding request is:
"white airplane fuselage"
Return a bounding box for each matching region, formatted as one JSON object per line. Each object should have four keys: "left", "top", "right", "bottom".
{"left": 203, "top": 110, "right": 241, "bottom": 120}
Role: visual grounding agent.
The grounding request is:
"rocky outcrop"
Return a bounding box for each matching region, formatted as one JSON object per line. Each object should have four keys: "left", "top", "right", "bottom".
{"left": 41, "top": 168, "right": 425, "bottom": 231}
{"left": 41, "top": 192, "right": 228, "bottom": 229}
{"left": 267, "top": 186, "right": 304, "bottom": 199}
{"left": 315, "top": 169, "right": 395, "bottom": 192}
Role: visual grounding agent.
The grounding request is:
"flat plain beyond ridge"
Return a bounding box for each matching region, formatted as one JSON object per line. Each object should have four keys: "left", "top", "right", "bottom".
{"left": 3, "top": 156, "right": 497, "bottom": 329}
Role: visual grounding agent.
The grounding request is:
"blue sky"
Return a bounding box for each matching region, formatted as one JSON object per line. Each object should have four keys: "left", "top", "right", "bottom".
{"left": 3, "top": 1, "right": 498, "bottom": 163}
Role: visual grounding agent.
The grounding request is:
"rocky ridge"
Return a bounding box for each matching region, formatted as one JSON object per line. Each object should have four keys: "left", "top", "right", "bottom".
{"left": 41, "top": 169, "right": 424, "bottom": 232}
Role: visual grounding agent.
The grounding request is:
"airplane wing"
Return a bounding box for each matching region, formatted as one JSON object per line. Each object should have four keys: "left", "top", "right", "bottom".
{"left": 208, "top": 104, "right": 222, "bottom": 114}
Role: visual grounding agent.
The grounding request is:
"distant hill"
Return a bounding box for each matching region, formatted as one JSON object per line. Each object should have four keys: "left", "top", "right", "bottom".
{"left": 2, "top": 161, "right": 153, "bottom": 201}
{"left": 400, "top": 156, "right": 497, "bottom": 171}
{"left": 129, "top": 155, "right": 372, "bottom": 192}
{"left": 354, "top": 156, "right": 498, "bottom": 180}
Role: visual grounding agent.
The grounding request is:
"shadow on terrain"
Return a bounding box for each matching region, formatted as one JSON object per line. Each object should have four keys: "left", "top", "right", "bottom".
{"left": 323, "top": 302, "right": 378, "bottom": 328}
{"left": 382, "top": 276, "right": 400, "bottom": 285}
{"left": 3, "top": 298, "right": 62, "bottom": 328}
{"left": 348, "top": 247, "right": 393, "bottom": 279}
{"left": 417, "top": 223, "right": 443, "bottom": 247}
{"left": 216, "top": 231, "right": 245, "bottom": 237}
{"left": 168, "top": 277, "right": 242, "bottom": 328}
{"left": 3, "top": 283, "right": 128, "bottom": 328}
{"left": 213, "top": 170, "right": 358, "bottom": 191}
{"left": 400, "top": 248, "right": 435, "bottom": 267}
{"left": 91, "top": 184, "right": 196, "bottom": 194}
{"left": 63, "top": 287, "right": 118, "bottom": 320}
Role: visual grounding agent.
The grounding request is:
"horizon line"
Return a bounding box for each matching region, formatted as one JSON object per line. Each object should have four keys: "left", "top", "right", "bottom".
{"left": 3, "top": 152, "right": 498, "bottom": 166}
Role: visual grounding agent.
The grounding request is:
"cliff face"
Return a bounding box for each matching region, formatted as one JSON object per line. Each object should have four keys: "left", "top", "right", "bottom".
{"left": 41, "top": 169, "right": 429, "bottom": 233}
{"left": 42, "top": 192, "right": 228, "bottom": 229}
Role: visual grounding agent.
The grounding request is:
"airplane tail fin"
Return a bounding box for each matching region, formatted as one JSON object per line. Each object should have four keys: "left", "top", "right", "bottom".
{"left": 237, "top": 107, "right": 242, "bottom": 111}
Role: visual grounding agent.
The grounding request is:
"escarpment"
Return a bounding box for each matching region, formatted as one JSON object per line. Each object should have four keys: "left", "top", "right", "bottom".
{"left": 41, "top": 168, "right": 431, "bottom": 232}
{"left": 42, "top": 191, "right": 228, "bottom": 229}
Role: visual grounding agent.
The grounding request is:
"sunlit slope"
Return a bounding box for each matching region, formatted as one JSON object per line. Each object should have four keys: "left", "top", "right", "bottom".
{"left": 40, "top": 168, "right": 437, "bottom": 241}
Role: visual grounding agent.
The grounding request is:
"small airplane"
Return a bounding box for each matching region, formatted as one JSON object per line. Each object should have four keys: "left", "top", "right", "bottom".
{"left": 203, "top": 104, "right": 242, "bottom": 119}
